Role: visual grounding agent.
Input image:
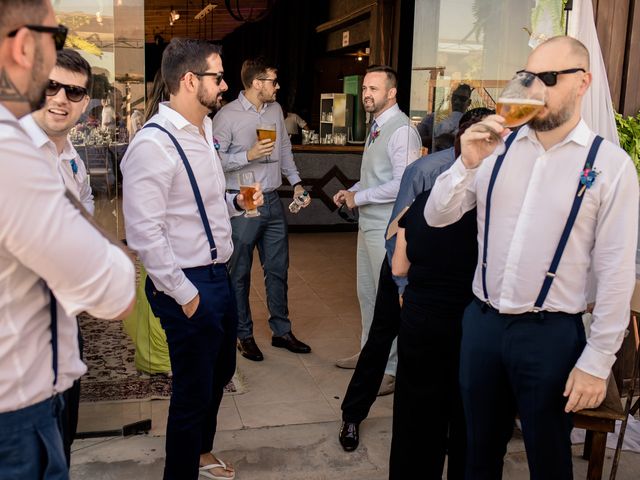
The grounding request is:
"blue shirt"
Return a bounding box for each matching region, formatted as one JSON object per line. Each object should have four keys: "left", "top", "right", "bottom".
{"left": 385, "top": 147, "right": 456, "bottom": 290}
{"left": 212, "top": 92, "right": 301, "bottom": 191}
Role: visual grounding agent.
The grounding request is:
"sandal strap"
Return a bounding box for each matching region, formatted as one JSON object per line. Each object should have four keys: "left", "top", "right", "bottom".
{"left": 200, "top": 462, "right": 226, "bottom": 471}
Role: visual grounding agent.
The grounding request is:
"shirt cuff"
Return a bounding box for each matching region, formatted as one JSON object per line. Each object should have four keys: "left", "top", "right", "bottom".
{"left": 450, "top": 156, "right": 478, "bottom": 185}
{"left": 574, "top": 343, "right": 616, "bottom": 379}
{"left": 287, "top": 174, "right": 302, "bottom": 186}
{"left": 353, "top": 191, "right": 366, "bottom": 206}
{"left": 232, "top": 194, "right": 243, "bottom": 212}
{"left": 168, "top": 277, "right": 199, "bottom": 306}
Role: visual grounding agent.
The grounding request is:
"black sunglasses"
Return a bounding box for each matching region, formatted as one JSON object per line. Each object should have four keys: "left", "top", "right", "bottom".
{"left": 46, "top": 80, "right": 88, "bottom": 102}
{"left": 516, "top": 68, "right": 586, "bottom": 87}
{"left": 337, "top": 204, "right": 357, "bottom": 223}
{"left": 7, "top": 24, "right": 68, "bottom": 51}
{"left": 192, "top": 71, "right": 225, "bottom": 86}
{"left": 257, "top": 78, "right": 279, "bottom": 88}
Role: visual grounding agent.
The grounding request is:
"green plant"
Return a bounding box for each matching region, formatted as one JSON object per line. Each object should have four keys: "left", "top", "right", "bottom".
{"left": 615, "top": 111, "right": 640, "bottom": 178}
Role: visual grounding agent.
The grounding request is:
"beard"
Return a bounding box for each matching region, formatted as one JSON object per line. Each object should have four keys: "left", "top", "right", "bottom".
{"left": 529, "top": 90, "right": 576, "bottom": 132}
{"left": 197, "top": 84, "right": 222, "bottom": 113}
{"left": 28, "top": 47, "right": 48, "bottom": 112}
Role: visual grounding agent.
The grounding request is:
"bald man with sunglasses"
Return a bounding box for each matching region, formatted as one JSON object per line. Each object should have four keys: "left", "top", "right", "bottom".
{"left": 426, "top": 36, "right": 638, "bottom": 478}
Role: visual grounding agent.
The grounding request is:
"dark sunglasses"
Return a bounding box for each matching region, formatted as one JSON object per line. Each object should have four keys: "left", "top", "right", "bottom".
{"left": 516, "top": 68, "right": 586, "bottom": 87}
{"left": 192, "top": 71, "right": 225, "bottom": 86}
{"left": 46, "top": 80, "right": 88, "bottom": 102}
{"left": 7, "top": 24, "right": 68, "bottom": 51}
{"left": 337, "top": 204, "right": 357, "bottom": 223}
{"left": 257, "top": 78, "right": 279, "bottom": 88}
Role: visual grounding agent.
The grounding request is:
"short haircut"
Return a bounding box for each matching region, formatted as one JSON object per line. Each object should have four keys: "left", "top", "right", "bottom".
{"left": 542, "top": 36, "right": 590, "bottom": 70}
{"left": 56, "top": 49, "right": 92, "bottom": 92}
{"left": 161, "top": 38, "right": 222, "bottom": 95}
{"left": 0, "top": 0, "right": 47, "bottom": 37}
{"left": 453, "top": 83, "right": 472, "bottom": 97}
{"left": 241, "top": 57, "right": 276, "bottom": 90}
{"left": 365, "top": 65, "right": 398, "bottom": 88}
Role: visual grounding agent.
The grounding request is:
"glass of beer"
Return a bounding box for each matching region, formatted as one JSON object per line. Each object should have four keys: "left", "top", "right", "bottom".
{"left": 238, "top": 171, "right": 260, "bottom": 217}
{"left": 480, "top": 71, "right": 546, "bottom": 150}
{"left": 256, "top": 123, "right": 277, "bottom": 163}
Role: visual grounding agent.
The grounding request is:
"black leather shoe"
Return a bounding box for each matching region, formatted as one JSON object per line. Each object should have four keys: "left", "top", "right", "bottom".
{"left": 237, "top": 337, "right": 264, "bottom": 361}
{"left": 271, "top": 332, "right": 311, "bottom": 354}
{"left": 338, "top": 421, "right": 359, "bottom": 452}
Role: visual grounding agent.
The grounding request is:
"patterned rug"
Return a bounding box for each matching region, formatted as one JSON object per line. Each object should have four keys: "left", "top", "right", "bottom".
{"left": 79, "top": 313, "right": 244, "bottom": 402}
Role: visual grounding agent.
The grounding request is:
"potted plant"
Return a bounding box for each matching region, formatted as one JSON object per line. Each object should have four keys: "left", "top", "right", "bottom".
{"left": 615, "top": 111, "right": 640, "bottom": 178}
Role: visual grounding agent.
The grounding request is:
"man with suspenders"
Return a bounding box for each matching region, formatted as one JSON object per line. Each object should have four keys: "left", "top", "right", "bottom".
{"left": 122, "top": 39, "right": 263, "bottom": 480}
{"left": 426, "top": 36, "right": 638, "bottom": 478}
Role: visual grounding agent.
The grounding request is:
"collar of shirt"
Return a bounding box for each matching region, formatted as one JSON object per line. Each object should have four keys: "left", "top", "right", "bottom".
{"left": 20, "top": 114, "right": 78, "bottom": 162}
{"left": 238, "top": 91, "right": 269, "bottom": 114}
{"left": 372, "top": 103, "right": 400, "bottom": 129}
{"left": 158, "top": 102, "right": 214, "bottom": 138}
{"left": 517, "top": 119, "right": 591, "bottom": 151}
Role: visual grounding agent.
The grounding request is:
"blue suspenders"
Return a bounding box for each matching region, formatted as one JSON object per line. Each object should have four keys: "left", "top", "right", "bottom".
{"left": 481, "top": 134, "right": 604, "bottom": 311}
{"left": 49, "top": 289, "right": 58, "bottom": 385}
{"left": 144, "top": 123, "right": 218, "bottom": 263}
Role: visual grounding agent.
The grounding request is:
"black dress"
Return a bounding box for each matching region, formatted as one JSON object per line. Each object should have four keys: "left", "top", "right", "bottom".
{"left": 389, "top": 189, "right": 477, "bottom": 480}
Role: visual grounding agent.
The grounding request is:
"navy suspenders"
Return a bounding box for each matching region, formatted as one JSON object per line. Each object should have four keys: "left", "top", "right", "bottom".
{"left": 49, "top": 289, "right": 58, "bottom": 385}
{"left": 481, "top": 134, "right": 604, "bottom": 311}
{"left": 144, "top": 123, "right": 218, "bottom": 263}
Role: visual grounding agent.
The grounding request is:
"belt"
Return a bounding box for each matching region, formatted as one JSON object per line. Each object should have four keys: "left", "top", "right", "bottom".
{"left": 473, "top": 297, "right": 581, "bottom": 320}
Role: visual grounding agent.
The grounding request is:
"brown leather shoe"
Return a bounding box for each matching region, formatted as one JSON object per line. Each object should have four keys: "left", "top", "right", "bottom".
{"left": 237, "top": 337, "right": 264, "bottom": 361}
{"left": 271, "top": 332, "right": 311, "bottom": 354}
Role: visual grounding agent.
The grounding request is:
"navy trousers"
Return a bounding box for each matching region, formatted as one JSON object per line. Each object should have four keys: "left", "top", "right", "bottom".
{"left": 229, "top": 191, "right": 291, "bottom": 340}
{"left": 459, "top": 299, "right": 586, "bottom": 480}
{"left": 0, "top": 396, "right": 68, "bottom": 480}
{"left": 146, "top": 264, "right": 237, "bottom": 480}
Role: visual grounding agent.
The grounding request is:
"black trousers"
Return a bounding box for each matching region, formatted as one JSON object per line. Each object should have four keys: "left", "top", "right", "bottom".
{"left": 389, "top": 298, "right": 467, "bottom": 480}
{"left": 146, "top": 264, "right": 237, "bottom": 480}
{"left": 459, "top": 299, "right": 585, "bottom": 480}
{"left": 341, "top": 258, "right": 401, "bottom": 423}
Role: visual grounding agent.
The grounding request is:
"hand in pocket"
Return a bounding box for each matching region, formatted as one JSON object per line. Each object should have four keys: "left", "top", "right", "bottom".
{"left": 182, "top": 293, "right": 200, "bottom": 319}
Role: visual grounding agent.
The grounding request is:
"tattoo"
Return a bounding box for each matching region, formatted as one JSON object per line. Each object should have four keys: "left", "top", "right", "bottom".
{"left": 0, "top": 69, "right": 28, "bottom": 103}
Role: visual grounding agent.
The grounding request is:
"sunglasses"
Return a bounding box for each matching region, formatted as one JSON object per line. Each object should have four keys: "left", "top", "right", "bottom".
{"left": 516, "top": 68, "right": 585, "bottom": 87}
{"left": 46, "top": 80, "right": 88, "bottom": 102}
{"left": 257, "top": 78, "right": 279, "bottom": 88}
{"left": 7, "top": 24, "right": 68, "bottom": 51}
{"left": 192, "top": 71, "right": 225, "bottom": 86}
{"left": 337, "top": 204, "right": 357, "bottom": 223}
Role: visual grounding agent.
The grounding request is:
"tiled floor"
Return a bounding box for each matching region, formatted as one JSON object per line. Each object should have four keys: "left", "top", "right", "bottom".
{"left": 77, "top": 232, "right": 392, "bottom": 436}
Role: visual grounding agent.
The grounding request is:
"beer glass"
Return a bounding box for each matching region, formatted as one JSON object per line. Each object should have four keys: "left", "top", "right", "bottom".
{"left": 256, "top": 123, "right": 277, "bottom": 163}
{"left": 480, "top": 71, "right": 546, "bottom": 152}
{"left": 238, "top": 171, "right": 260, "bottom": 217}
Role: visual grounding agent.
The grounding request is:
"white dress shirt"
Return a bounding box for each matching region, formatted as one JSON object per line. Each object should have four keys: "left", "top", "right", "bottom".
{"left": 0, "top": 104, "right": 135, "bottom": 413}
{"left": 20, "top": 114, "right": 95, "bottom": 214}
{"left": 349, "top": 104, "right": 422, "bottom": 205}
{"left": 425, "top": 120, "right": 639, "bottom": 379}
{"left": 122, "top": 103, "right": 241, "bottom": 306}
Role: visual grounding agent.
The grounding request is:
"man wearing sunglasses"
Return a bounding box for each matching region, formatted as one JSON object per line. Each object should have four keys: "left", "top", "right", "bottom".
{"left": 0, "top": 1, "right": 136, "bottom": 479}
{"left": 213, "top": 57, "right": 311, "bottom": 362}
{"left": 426, "top": 36, "right": 638, "bottom": 478}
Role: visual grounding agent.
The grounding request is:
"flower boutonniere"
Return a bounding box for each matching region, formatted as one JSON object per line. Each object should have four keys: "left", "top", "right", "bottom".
{"left": 70, "top": 159, "right": 78, "bottom": 176}
{"left": 213, "top": 137, "right": 220, "bottom": 151}
{"left": 578, "top": 164, "right": 600, "bottom": 197}
{"left": 370, "top": 129, "right": 380, "bottom": 143}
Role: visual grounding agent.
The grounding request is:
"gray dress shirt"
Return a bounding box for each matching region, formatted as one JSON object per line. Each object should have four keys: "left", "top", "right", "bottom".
{"left": 212, "top": 92, "right": 301, "bottom": 192}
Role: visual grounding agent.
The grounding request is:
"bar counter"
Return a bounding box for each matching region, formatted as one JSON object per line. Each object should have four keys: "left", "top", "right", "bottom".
{"left": 278, "top": 144, "right": 364, "bottom": 231}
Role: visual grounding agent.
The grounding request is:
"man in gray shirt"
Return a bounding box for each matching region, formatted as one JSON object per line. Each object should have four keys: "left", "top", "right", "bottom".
{"left": 212, "top": 57, "right": 311, "bottom": 361}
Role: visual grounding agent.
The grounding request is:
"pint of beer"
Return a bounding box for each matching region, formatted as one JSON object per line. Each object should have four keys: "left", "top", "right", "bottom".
{"left": 238, "top": 171, "right": 260, "bottom": 217}
{"left": 496, "top": 98, "right": 544, "bottom": 128}
{"left": 256, "top": 126, "right": 277, "bottom": 142}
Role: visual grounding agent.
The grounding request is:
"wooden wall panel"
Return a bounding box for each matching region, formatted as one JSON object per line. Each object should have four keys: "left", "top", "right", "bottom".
{"left": 622, "top": 0, "right": 640, "bottom": 115}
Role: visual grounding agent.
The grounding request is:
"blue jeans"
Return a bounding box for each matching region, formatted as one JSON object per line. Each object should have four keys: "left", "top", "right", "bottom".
{"left": 0, "top": 396, "right": 68, "bottom": 480}
{"left": 146, "top": 264, "right": 237, "bottom": 480}
{"left": 459, "top": 298, "right": 585, "bottom": 480}
{"left": 229, "top": 191, "right": 291, "bottom": 339}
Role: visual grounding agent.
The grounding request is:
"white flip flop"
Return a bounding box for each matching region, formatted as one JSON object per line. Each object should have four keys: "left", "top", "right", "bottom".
{"left": 199, "top": 459, "right": 235, "bottom": 480}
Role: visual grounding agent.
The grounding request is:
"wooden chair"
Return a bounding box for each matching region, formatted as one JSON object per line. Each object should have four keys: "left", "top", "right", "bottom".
{"left": 81, "top": 145, "right": 112, "bottom": 197}
{"left": 573, "top": 279, "right": 640, "bottom": 480}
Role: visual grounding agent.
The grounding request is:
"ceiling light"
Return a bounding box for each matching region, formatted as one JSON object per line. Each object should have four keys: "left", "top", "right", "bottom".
{"left": 357, "top": 55, "right": 363, "bottom": 61}
{"left": 195, "top": 3, "right": 217, "bottom": 20}
{"left": 169, "top": 8, "right": 180, "bottom": 26}
{"left": 96, "top": 11, "right": 103, "bottom": 25}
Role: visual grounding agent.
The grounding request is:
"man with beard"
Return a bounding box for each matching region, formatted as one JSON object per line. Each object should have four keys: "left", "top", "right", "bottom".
{"left": 122, "top": 39, "right": 263, "bottom": 480}
{"left": 212, "top": 57, "right": 311, "bottom": 362}
{"left": 0, "top": 1, "right": 136, "bottom": 478}
{"left": 20, "top": 48, "right": 94, "bottom": 467}
{"left": 333, "top": 65, "right": 421, "bottom": 395}
{"left": 426, "top": 36, "right": 638, "bottom": 478}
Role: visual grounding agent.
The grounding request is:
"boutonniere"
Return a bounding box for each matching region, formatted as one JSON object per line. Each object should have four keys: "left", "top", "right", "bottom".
{"left": 70, "top": 159, "right": 78, "bottom": 176}
{"left": 370, "top": 129, "right": 380, "bottom": 143}
{"left": 213, "top": 137, "right": 220, "bottom": 151}
{"left": 578, "top": 165, "right": 600, "bottom": 197}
